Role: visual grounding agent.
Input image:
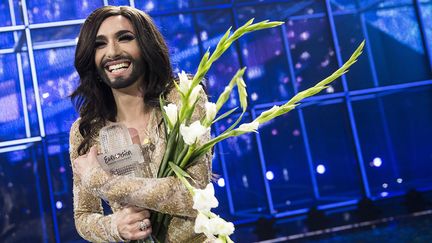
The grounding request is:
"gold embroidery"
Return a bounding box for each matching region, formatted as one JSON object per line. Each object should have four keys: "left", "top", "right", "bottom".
{"left": 70, "top": 86, "right": 212, "bottom": 242}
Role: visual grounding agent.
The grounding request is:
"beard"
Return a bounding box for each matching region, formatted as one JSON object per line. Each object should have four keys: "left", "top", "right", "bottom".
{"left": 97, "top": 54, "right": 145, "bottom": 89}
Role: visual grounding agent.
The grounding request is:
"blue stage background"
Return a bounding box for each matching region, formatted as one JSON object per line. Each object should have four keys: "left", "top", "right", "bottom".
{"left": 0, "top": 0, "right": 431, "bottom": 242}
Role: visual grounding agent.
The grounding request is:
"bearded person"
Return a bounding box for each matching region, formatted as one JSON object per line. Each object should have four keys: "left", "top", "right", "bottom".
{"left": 69, "top": 6, "right": 212, "bottom": 242}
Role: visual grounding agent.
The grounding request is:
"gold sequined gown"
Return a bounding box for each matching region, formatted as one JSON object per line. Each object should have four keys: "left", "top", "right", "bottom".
{"left": 69, "top": 87, "right": 211, "bottom": 242}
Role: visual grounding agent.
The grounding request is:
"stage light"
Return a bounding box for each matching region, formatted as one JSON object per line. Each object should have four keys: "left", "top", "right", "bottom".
{"left": 241, "top": 48, "right": 249, "bottom": 57}
{"left": 380, "top": 192, "right": 389, "bottom": 197}
{"left": 283, "top": 168, "right": 289, "bottom": 181}
{"left": 316, "top": 164, "right": 326, "bottom": 174}
{"left": 382, "top": 183, "right": 388, "bottom": 188}
{"left": 288, "top": 30, "right": 295, "bottom": 38}
{"left": 326, "top": 86, "right": 335, "bottom": 93}
{"left": 266, "top": 171, "right": 274, "bottom": 180}
{"left": 217, "top": 178, "right": 225, "bottom": 187}
{"left": 300, "top": 51, "right": 310, "bottom": 60}
{"left": 300, "top": 31, "right": 310, "bottom": 40}
{"left": 242, "top": 175, "right": 249, "bottom": 188}
{"left": 42, "top": 92, "right": 50, "bottom": 99}
{"left": 321, "top": 58, "right": 330, "bottom": 67}
{"left": 373, "top": 157, "right": 382, "bottom": 167}
{"left": 397, "top": 178, "right": 403, "bottom": 183}
{"left": 200, "top": 31, "right": 208, "bottom": 41}
{"left": 145, "top": 1, "right": 155, "bottom": 11}
{"left": 56, "top": 201, "right": 63, "bottom": 209}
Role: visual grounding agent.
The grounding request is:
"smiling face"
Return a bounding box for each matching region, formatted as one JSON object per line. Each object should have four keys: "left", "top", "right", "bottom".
{"left": 94, "top": 15, "right": 145, "bottom": 89}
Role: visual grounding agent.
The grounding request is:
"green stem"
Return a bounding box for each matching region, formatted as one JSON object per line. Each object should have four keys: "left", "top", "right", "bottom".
{"left": 173, "top": 136, "right": 185, "bottom": 164}
{"left": 157, "top": 124, "right": 179, "bottom": 178}
{"left": 164, "top": 144, "right": 189, "bottom": 177}
{"left": 179, "top": 146, "right": 195, "bottom": 169}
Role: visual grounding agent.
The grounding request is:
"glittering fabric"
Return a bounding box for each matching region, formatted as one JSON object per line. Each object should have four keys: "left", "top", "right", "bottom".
{"left": 69, "top": 86, "right": 212, "bottom": 242}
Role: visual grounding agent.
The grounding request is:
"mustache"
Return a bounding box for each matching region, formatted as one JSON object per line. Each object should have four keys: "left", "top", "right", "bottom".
{"left": 100, "top": 54, "right": 133, "bottom": 67}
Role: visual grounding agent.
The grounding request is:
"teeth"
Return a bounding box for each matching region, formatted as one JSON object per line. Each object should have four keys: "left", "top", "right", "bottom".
{"left": 108, "top": 62, "right": 130, "bottom": 72}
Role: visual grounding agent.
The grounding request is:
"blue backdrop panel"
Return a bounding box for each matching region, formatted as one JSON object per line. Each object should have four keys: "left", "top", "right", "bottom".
{"left": 210, "top": 144, "right": 233, "bottom": 219}
{"left": 353, "top": 85, "right": 432, "bottom": 198}
{"left": 0, "top": 142, "right": 55, "bottom": 243}
{"left": 195, "top": 9, "right": 241, "bottom": 110}
{"left": 256, "top": 109, "right": 314, "bottom": 212}
{"left": 1, "top": 0, "right": 432, "bottom": 242}
{"left": 302, "top": 99, "right": 363, "bottom": 199}
{"left": 154, "top": 14, "right": 201, "bottom": 74}
{"left": 286, "top": 11, "right": 342, "bottom": 93}
{"left": 365, "top": 3, "right": 431, "bottom": 85}
{"left": 26, "top": 0, "right": 104, "bottom": 23}
{"left": 237, "top": 4, "right": 295, "bottom": 105}
{"left": 44, "top": 138, "right": 82, "bottom": 242}
{"left": 216, "top": 113, "right": 269, "bottom": 215}
{"left": 333, "top": 13, "right": 376, "bottom": 90}
{"left": 33, "top": 47, "right": 78, "bottom": 136}
{"left": 0, "top": 54, "right": 27, "bottom": 141}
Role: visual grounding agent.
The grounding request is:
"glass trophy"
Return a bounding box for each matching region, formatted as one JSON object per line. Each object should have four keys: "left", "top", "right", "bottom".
{"left": 96, "top": 123, "right": 144, "bottom": 176}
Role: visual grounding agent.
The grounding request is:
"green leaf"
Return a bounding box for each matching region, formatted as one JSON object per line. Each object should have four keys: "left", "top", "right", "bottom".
{"left": 236, "top": 73, "right": 248, "bottom": 113}
{"left": 254, "top": 105, "right": 279, "bottom": 124}
{"left": 194, "top": 18, "right": 284, "bottom": 89}
{"left": 169, "top": 161, "right": 192, "bottom": 179}
{"left": 213, "top": 107, "right": 238, "bottom": 124}
{"left": 168, "top": 162, "right": 195, "bottom": 193}
{"left": 215, "top": 68, "right": 246, "bottom": 111}
{"left": 159, "top": 95, "right": 169, "bottom": 138}
{"left": 218, "top": 113, "right": 244, "bottom": 137}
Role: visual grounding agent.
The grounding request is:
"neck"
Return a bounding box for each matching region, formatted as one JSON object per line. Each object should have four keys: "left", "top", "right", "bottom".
{"left": 112, "top": 86, "right": 148, "bottom": 124}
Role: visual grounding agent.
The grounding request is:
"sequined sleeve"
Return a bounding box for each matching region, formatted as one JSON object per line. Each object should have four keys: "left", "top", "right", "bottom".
{"left": 81, "top": 86, "right": 212, "bottom": 218}
{"left": 69, "top": 119, "right": 125, "bottom": 242}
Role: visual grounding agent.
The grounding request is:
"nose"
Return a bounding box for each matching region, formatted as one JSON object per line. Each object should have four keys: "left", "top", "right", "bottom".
{"left": 105, "top": 40, "right": 121, "bottom": 59}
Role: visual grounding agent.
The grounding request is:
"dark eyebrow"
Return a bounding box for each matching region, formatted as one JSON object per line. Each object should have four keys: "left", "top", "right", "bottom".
{"left": 95, "top": 35, "right": 107, "bottom": 41}
{"left": 95, "top": 30, "right": 135, "bottom": 41}
{"left": 115, "top": 30, "right": 135, "bottom": 37}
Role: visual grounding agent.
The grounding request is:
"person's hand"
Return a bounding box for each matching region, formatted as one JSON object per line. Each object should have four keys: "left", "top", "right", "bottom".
{"left": 114, "top": 206, "right": 152, "bottom": 240}
{"left": 72, "top": 128, "right": 140, "bottom": 181}
{"left": 72, "top": 145, "right": 100, "bottom": 181}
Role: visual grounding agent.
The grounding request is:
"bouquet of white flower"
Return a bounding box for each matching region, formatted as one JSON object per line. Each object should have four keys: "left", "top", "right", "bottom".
{"left": 151, "top": 18, "right": 364, "bottom": 242}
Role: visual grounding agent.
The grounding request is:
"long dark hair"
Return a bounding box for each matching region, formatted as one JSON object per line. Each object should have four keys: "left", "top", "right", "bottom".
{"left": 71, "top": 6, "right": 174, "bottom": 155}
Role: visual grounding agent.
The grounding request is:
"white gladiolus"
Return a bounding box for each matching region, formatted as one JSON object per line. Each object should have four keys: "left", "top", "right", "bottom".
{"left": 194, "top": 212, "right": 214, "bottom": 239}
{"left": 209, "top": 216, "right": 235, "bottom": 236}
{"left": 236, "top": 121, "right": 259, "bottom": 133}
{"left": 180, "top": 121, "right": 208, "bottom": 145}
{"left": 193, "top": 183, "right": 219, "bottom": 212}
{"left": 188, "top": 85, "right": 201, "bottom": 106}
{"left": 178, "top": 70, "right": 191, "bottom": 95}
{"left": 163, "top": 103, "right": 178, "bottom": 129}
{"left": 205, "top": 102, "right": 217, "bottom": 123}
